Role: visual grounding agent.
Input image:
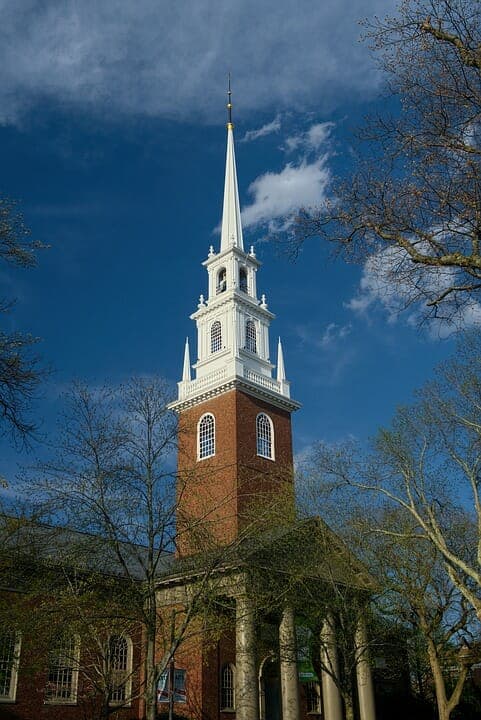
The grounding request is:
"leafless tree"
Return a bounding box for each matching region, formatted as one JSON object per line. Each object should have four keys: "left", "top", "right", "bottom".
{"left": 302, "top": 333, "right": 481, "bottom": 627}
{"left": 355, "top": 507, "right": 478, "bottom": 720}
{"left": 291, "top": 0, "right": 481, "bottom": 325}
{"left": 20, "top": 377, "right": 267, "bottom": 720}
{"left": 0, "top": 196, "right": 46, "bottom": 444}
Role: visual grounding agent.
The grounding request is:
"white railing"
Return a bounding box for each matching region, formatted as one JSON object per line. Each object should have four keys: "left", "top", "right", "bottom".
{"left": 180, "top": 368, "right": 227, "bottom": 399}
{"left": 243, "top": 368, "right": 281, "bottom": 394}
{"left": 179, "top": 366, "right": 285, "bottom": 401}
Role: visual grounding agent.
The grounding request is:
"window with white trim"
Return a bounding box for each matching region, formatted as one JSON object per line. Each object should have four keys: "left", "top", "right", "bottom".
{"left": 198, "top": 414, "right": 215, "bottom": 459}
{"left": 45, "top": 634, "right": 79, "bottom": 704}
{"left": 256, "top": 414, "right": 273, "bottom": 459}
{"left": 0, "top": 631, "right": 20, "bottom": 702}
{"left": 220, "top": 663, "right": 235, "bottom": 710}
{"left": 245, "top": 319, "right": 257, "bottom": 353}
{"left": 305, "top": 681, "right": 322, "bottom": 714}
{"left": 211, "top": 321, "right": 222, "bottom": 354}
{"left": 217, "top": 268, "right": 227, "bottom": 294}
{"left": 108, "top": 635, "right": 132, "bottom": 706}
{"left": 239, "top": 267, "right": 248, "bottom": 293}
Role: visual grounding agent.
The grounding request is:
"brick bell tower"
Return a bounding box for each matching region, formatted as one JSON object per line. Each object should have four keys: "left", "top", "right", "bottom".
{"left": 169, "top": 87, "right": 301, "bottom": 556}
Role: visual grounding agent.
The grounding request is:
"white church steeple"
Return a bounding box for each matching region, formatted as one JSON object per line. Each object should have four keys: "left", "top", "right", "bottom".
{"left": 169, "top": 87, "right": 300, "bottom": 414}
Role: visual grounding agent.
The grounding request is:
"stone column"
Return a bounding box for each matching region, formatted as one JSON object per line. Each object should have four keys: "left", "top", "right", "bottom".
{"left": 355, "top": 616, "right": 376, "bottom": 720}
{"left": 236, "top": 595, "right": 259, "bottom": 720}
{"left": 279, "top": 606, "right": 300, "bottom": 720}
{"left": 320, "top": 614, "right": 343, "bottom": 720}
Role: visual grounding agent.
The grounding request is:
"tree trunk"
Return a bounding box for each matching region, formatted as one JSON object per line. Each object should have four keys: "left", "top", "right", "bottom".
{"left": 145, "top": 627, "right": 157, "bottom": 720}
{"left": 100, "top": 690, "right": 111, "bottom": 720}
{"left": 426, "top": 637, "right": 450, "bottom": 720}
{"left": 343, "top": 692, "right": 354, "bottom": 720}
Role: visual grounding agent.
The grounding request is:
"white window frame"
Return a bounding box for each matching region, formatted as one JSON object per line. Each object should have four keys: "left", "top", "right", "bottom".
{"left": 198, "top": 413, "right": 216, "bottom": 460}
{"left": 44, "top": 634, "right": 80, "bottom": 705}
{"left": 220, "top": 663, "right": 236, "bottom": 711}
{"left": 216, "top": 268, "right": 227, "bottom": 294}
{"left": 239, "top": 266, "right": 248, "bottom": 293}
{"left": 211, "top": 320, "right": 223, "bottom": 354}
{"left": 256, "top": 413, "right": 274, "bottom": 460}
{"left": 108, "top": 634, "right": 133, "bottom": 707}
{"left": 0, "top": 631, "right": 21, "bottom": 703}
{"left": 245, "top": 319, "right": 257, "bottom": 354}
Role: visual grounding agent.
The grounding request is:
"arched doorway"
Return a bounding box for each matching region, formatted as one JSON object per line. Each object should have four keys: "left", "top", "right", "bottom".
{"left": 259, "top": 656, "right": 282, "bottom": 720}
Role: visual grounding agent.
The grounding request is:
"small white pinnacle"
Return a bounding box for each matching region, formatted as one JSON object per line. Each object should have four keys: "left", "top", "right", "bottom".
{"left": 198, "top": 294, "right": 206, "bottom": 308}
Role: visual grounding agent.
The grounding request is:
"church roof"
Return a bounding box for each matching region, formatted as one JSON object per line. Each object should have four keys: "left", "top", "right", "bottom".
{"left": 0, "top": 515, "right": 173, "bottom": 588}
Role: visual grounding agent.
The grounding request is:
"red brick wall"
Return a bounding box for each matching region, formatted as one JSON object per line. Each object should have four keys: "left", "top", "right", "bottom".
{"left": 176, "top": 390, "right": 294, "bottom": 556}
{"left": 1, "top": 589, "right": 142, "bottom": 720}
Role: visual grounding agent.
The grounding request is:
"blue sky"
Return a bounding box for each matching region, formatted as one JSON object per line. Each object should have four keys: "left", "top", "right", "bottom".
{"left": 0, "top": 0, "right": 462, "bottom": 478}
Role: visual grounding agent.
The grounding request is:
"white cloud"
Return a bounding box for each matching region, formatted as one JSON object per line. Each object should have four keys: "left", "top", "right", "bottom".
{"left": 242, "top": 156, "right": 330, "bottom": 229}
{"left": 0, "top": 0, "right": 398, "bottom": 125}
{"left": 346, "top": 245, "right": 481, "bottom": 338}
{"left": 285, "top": 122, "right": 335, "bottom": 153}
{"left": 241, "top": 115, "right": 282, "bottom": 142}
{"left": 241, "top": 121, "right": 334, "bottom": 230}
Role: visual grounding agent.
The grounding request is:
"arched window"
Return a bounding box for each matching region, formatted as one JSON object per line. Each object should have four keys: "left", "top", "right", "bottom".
{"left": 221, "top": 664, "right": 236, "bottom": 710}
{"left": 245, "top": 319, "right": 257, "bottom": 353}
{"left": 211, "top": 321, "right": 222, "bottom": 353}
{"left": 239, "top": 266, "right": 248, "bottom": 293}
{"left": 108, "top": 635, "right": 132, "bottom": 706}
{"left": 198, "top": 414, "right": 215, "bottom": 459}
{"left": 217, "top": 268, "right": 227, "bottom": 294}
{"left": 256, "top": 414, "right": 274, "bottom": 459}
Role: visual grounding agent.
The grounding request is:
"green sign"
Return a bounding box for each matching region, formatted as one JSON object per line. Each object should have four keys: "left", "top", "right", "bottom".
{"left": 296, "top": 625, "right": 319, "bottom": 683}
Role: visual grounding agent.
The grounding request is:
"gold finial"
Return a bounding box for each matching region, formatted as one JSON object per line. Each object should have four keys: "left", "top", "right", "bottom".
{"left": 226, "top": 73, "right": 234, "bottom": 130}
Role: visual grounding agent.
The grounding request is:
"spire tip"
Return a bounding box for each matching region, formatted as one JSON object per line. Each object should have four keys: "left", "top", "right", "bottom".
{"left": 226, "top": 74, "right": 233, "bottom": 129}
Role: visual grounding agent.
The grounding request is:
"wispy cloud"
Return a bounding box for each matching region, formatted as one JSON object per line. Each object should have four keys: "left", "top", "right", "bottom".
{"left": 241, "top": 115, "right": 282, "bottom": 143}
{"left": 346, "top": 245, "right": 481, "bottom": 338}
{"left": 320, "top": 322, "right": 352, "bottom": 348}
{"left": 294, "top": 321, "right": 354, "bottom": 385}
{"left": 0, "top": 0, "right": 397, "bottom": 125}
{"left": 285, "top": 122, "right": 335, "bottom": 153}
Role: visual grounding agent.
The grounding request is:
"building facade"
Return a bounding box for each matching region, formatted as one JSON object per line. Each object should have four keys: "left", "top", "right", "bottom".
{"left": 0, "top": 95, "right": 377, "bottom": 720}
{"left": 162, "top": 96, "right": 377, "bottom": 720}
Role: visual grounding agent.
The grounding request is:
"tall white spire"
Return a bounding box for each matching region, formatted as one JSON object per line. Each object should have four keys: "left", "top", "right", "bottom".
{"left": 277, "top": 337, "right": 286, "bottom": 382}
{"left": 168, "top": 87, "right": 300, "bottom": 415}
{"left": 220, "top": 80, "right": 244, "bottom": 252}
{"left": 182, "top": 337, "right": 191, "bottom": 382}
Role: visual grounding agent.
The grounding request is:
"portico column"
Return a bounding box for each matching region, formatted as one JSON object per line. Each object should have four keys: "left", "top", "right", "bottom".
{"left": 355, "top": 615, "right": 376, "bottom": 720}
{"left": 320, "top": 614, "right": 343, "bottom": 720}
{"left": 236, "top": 595, "right": 259, "bottom": 720}
{"left": 279, "top": 606, "right": 300, "bottom": 720}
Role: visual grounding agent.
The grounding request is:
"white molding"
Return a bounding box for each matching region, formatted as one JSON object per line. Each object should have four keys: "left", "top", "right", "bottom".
{"left": 169, "top": 376, "right": 301, "bottom": 414}
{"left": 256, "top": 413, "right": 275, "bottom": 461}
{"left": 197, "top": 413, "right": 216, "bottom": 460}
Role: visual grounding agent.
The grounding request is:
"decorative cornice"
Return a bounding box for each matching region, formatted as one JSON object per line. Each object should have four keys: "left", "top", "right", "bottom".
{"left": 202, "top": 245, "right": 261, "bottom": 269}
{"left": 191, "top": 291, "right": 275, "bottom": 321}
{"left": 168, "top": 376, "right": 301, "bottom": 414}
